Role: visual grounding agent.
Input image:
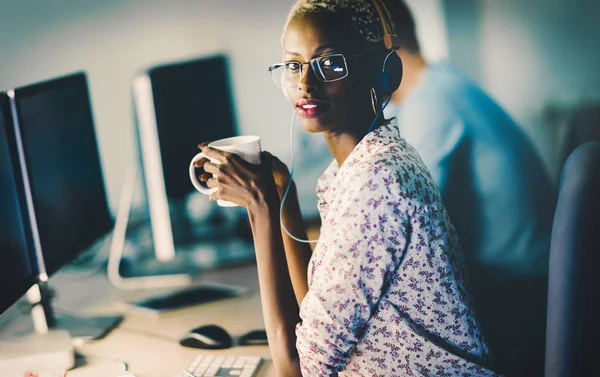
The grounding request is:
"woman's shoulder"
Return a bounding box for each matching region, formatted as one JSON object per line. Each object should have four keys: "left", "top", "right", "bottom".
{"left": 356, "top": 141, "right": 445, "bottom": 213}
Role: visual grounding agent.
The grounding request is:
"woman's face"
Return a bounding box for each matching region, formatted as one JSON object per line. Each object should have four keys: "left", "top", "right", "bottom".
{"left": 281, "top": 15, "right": 373, "bottom": 134}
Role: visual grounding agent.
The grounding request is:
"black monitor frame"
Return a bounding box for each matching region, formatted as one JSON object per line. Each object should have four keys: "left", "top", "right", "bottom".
{"left": 132, "top": 54, "right": 239, "bottom": 262}
{"left": 148, "top": 54, "right": 239, "bottom": 201}
{"left": 0, "top": 91, "right": 40, "bottom": 315}
{"left": 11, "top": 72, "right": 114, "bottom": 278}
{"left": 5, "top": 73, "right": 122, "bottom": 340}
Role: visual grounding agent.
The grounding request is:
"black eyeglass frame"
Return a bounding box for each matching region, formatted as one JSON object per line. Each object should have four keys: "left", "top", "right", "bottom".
{"left": 268, "top": 53, "right": 364, "bottom": 87}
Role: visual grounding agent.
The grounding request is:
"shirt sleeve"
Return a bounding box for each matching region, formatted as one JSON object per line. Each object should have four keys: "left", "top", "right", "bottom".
{"left": 296, "top": 168, "right": 409, "bottom": 376}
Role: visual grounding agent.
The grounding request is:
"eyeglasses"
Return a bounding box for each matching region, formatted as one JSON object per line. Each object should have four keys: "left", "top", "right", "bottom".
{"left": 268, "top": 53, "right": 362, "bottom": 88}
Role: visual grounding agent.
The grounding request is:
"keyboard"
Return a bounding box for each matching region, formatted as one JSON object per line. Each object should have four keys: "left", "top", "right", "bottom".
{"left": 179, "top": 355, "right": 263, "bottom": 377}
{"left": 125, "top": 284, "right": 249, "bottom": 317}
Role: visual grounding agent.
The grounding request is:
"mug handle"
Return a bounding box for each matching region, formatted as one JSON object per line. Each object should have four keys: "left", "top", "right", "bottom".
{"left": 189, "top": 152, "right": 219, "bottom": 195}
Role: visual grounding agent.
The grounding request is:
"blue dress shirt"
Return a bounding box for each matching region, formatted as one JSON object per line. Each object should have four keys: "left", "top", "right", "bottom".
{"left": 385, "top": 61, "right": 556, "bottom": 279}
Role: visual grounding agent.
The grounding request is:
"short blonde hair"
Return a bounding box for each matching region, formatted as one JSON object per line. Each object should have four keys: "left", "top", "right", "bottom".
{"left": 281, "top": 0, "right": 385, "bottom": 47}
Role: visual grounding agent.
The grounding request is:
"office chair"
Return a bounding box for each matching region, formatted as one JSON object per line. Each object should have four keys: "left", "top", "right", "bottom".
{"left": 545, "top": 141, "right": 600, "bottom": 377}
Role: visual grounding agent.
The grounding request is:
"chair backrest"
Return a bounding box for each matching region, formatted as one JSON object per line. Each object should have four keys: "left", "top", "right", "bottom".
{"left": 545, "top": 141, "right": 600, "bottom": 377}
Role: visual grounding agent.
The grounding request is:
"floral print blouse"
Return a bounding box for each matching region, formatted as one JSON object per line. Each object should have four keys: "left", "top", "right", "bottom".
{"left": 295, "top": 119, "right": 501, "bottom": 376}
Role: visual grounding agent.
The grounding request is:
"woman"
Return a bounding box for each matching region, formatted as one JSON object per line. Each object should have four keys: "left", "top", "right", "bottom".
{"left": 196, "top": 0, "right": 501, "bottom": 375}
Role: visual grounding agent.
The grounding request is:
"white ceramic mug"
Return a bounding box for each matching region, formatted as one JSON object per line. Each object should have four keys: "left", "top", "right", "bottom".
{"left": 189, "top": 135, "right": 261, "bottom": 207}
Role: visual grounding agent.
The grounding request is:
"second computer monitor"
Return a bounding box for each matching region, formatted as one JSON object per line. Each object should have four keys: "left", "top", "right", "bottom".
{"left": 0, "top": 92, "right": 39, "bottom": 315}
{"left": 148, "top": 54, "right": 238, "bottom": 201}
{"left": 12, "top": 73, "right": 114, "bottom": 277}
{"left": 133, "top": 54, "right": 239, "bottom": 261}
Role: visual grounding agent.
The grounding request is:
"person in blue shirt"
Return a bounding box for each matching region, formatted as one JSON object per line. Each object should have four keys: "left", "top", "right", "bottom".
{"left": 382, "top": 1, "right": 556, "bottom": 376}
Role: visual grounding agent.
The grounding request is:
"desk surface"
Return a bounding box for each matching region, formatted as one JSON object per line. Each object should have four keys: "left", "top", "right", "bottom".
{"left": 2, "top": 263, "right": 275, "bottom": 377}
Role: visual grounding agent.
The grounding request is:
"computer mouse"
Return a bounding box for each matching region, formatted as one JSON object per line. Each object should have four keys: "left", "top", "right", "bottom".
{"left": 238, "top": 329, "right": 269, "bottom": 346}
{"left": 179, "top": 324, "right": 233, "bottom": 349}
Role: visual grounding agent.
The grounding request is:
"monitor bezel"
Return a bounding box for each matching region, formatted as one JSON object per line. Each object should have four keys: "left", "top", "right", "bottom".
{"left": 132, "top": 54, "right": 239, "bottom": 262}
{"left": 0, "top": 91, "right": 40, "bottom": 314}
{"left": 11, "top": 72, "right": 114, "bottom": 279}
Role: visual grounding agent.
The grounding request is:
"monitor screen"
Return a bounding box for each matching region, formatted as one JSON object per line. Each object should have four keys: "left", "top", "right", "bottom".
{"left": 13, "top": 73, "right": 113, "bottom": 277}
{"left": 0, "top": 92, "right": 39, "bottom": 314}
{"left": 149, "top": 55, "right": 238, "bottom": 201}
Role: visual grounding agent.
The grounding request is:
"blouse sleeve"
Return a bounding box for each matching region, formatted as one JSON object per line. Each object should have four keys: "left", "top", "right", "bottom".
{"left": 296, "top": 167, "right": 409, "bottom": 376}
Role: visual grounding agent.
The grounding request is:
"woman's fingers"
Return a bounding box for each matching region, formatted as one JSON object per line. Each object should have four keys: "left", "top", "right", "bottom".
{"left": 209, "top": 190, "right": 221, "bottom": 203}
{"left": 193, "top": 142, "right": 211, "bottom": 167}
{"left": 197, "top": 148, "right": 276, "bottom": 208}
{"left": 262, "top": 150, "right": 285, "bottom": 170}
{"left": 203, "top": 161, "right": 220, "bottom": 175}
{"left": 195, "top": 142, "right": 211, "bottom": 167}
{"left": 261, "top": 151, "right": 275, "bottom": 168}
{"left": 206, "top": 177, "right": 219, "bottom": 189}
{"left": 208, "top": 182, "right": 244, "bottom": 207}
{"left": 201, "top": 146, "right": 241, "bottom": 165}
{"left": 193, "top": 158, "right": 208, "bottom": 168}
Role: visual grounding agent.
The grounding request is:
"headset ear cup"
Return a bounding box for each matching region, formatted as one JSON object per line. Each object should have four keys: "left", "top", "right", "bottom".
{"left": 376, "top": 51, "right": 403, "bottom": 95}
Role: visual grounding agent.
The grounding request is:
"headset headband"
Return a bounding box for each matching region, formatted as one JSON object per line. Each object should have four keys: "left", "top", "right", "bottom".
{"left": 371, "top": 0, "right": 401, "bottom": 50}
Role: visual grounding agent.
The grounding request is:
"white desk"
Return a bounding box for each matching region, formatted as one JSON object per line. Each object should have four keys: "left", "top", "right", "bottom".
{"left": 2, "top": 264, "right": 275, "bottom": 377}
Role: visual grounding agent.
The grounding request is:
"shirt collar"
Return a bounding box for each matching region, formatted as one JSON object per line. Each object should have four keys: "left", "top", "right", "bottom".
{"left": 316, "top": 118, "right": 400, "bottom": 216}
{"left": 339, "top": 117, "right": 399, "bottom": 172}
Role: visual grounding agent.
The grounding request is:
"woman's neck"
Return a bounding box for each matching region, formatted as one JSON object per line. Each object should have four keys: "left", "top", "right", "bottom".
{"left": 323, "top": 113, "right": 386, "bottom": 166}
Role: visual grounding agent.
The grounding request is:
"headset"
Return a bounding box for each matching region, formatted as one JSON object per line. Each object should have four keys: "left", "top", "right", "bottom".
{"left": 280, "top": 0, "right": 403, "bottom": 244}
{"left": 372, "top": 0, "right": 403, "bottom": 95}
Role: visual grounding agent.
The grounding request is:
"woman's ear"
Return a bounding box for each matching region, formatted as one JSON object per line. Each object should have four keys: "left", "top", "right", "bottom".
{"left": 374, "top": 50, "right": 403, "bottom": 95}
{"left": 352, "top": 53, "right": 380, "bottom": 91}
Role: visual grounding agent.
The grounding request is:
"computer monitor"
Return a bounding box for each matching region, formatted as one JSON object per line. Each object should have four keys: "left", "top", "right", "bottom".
{"left": 9, "top": 72, "right": 122, "bottom": 339}
{"left": 13, "top": 73, "right": 114, "bottom": 276}
{"left": 0, "top": 92, "right": 39, "bottom": 316}
{"left": 133, "top": 54, "right": 238, "bottom": 262}
{"left": 1, "top": 91, "right": 76, "bottom": 376}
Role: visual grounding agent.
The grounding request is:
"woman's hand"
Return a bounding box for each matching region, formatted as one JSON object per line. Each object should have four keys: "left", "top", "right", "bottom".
{"left": 261, "top": 151, "right": 293, "bottom": 200}
{"left": 194, "top": 144, "right": 279, "bottom": 211}
{"left": 193, "top": 142, "right": 212, "bottom": 184}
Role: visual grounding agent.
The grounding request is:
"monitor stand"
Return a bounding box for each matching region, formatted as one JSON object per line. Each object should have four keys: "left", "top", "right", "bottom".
{"left": 27, "top": 282, "right": 123, "bottom": 343}
{"left": 0, "top": 329, "right": 74, "bottom": 376}
{"left": 107, "top": 166, "right": 253, "bottom": 314}
{"left": 107, "top": 165, "right": 192, "bottom": 290}
{"left": 0, "top": 283, "right": 123, "bottom": 376}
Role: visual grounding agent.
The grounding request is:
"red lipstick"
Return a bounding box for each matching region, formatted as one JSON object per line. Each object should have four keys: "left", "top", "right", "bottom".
{"left": 295, "top": 98, "right": 331, "bottom": 118}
